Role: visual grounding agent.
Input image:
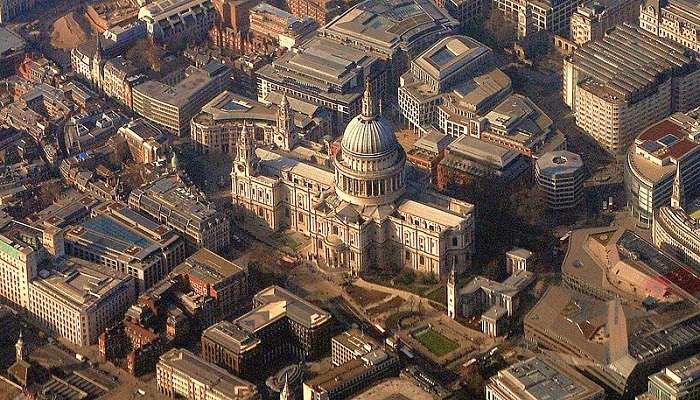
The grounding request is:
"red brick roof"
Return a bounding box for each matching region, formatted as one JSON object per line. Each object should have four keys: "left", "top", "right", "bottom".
{"left": 638, "top": 119, "right": 684, "bottom": 142}
{"left": 666, "top": 139, "right": 698, "bottom": 160}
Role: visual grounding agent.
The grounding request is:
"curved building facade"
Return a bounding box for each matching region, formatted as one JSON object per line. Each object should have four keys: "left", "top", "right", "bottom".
{"left": 535, "top": 151, "right": 584, "bottom": 210}
{"left": 653, "top": 206, "right": 700, "bottom": 269}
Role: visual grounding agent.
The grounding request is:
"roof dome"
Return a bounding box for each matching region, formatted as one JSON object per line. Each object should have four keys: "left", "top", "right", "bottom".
{"left": 340, "top": 81, "right": 398, "bottom": 158}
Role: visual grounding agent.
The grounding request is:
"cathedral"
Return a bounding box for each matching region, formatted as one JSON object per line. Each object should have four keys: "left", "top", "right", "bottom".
{"left": 231, "top": 82, "right": 475, "bottom": 278}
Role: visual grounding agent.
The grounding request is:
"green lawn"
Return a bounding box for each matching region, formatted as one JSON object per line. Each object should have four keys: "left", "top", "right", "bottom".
{"left": 426, "top": 286, "right": 447, "bottom": 305}
{"left": 413, "top": 328, "right": 459, "bottom": 357}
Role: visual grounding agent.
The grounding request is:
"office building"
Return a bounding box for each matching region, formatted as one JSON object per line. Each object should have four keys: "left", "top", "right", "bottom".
{"left": 190, "top": 91, "right": 328, "bottom": 154}
{"left": 172, "top": 249, "right": 248, "bottom": 319}
{"left": 653, "top": 206, "right": 700, "bottom": 270}
{"left": 65, "top": 202, "right": 186, "bottom": 292}
{"left": 202, "top": 286, "right": 331, "bottom": 379}
{"left": 233, "top": 83, "right": 476, "bottom": 278}
{"left": 494, "top": 0, "right": 585, "bottom": 38}
{"left": 398, "top": 35, "right": 494, "bottom": 134}
{"left": 331, "top": 328, "right": 380, "bottom": 366}
{"left": 570, "top": 0, "right": 640, "bottom": 45}
{"left": 120, "top": 119, "right": 170, "bottom": 164}
{"left": 138, "top": 0, "right": 216, "bottom": 43}
{"left": 637, "top": 355, "right": 700, "bottom": 400}
{"left": 129, "top": 173, "right": 230, "bottom": 254}
{"left": 535, "top": 150, "right": 585, "bottom": 210}
{"left": 248, "top": 3, "right": 317, "bottom": 49}
{"left": 0, "top": 27, "right": 25, "bottom": 78}
{"left": 303, "top": 350, "right": 400, "bottom": 400}
{"left": 624, "top": 110, "right": 700, "bottom": 223}
{"left": 0, "top": 221, "right": 47, "bottom": 309}
{"left": 102, "top": 55, "right": 146, "bottom": 109}
{"left": 640, "top": 0, "right": 700, "bottom": 53}
{"left": 444, "top": 0, "right": 488, "bottom": 30}
{"left": 256, "top": 35, "right": 384, "bottom": 132}
{"left": 156, "top": 348, "right": 259, "bottom": 400}
{"left": 29, "top": 258, "right": 136, "bottom": 346}
{"left": 287, "top": 0, "right": 339, "bottom": 25}
{"left": 0, "top": 0, "right": 41, "bottom": 23}
{"left": 563, "top": 24, "right": 700, "bottom": 153}
{"left": 486, "top": 355, "right": 605, "bottom": 400}
{"left": 132, "top": 61, "right": 231, "bottom": 136}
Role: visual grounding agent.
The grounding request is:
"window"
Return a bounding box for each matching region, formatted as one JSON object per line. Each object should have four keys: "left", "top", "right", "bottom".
{"left": 452, "top": 237, "right": 458, "bottom": 246}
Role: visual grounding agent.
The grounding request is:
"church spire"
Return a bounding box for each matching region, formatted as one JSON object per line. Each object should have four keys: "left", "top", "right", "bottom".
{"left": 280, "top": 373, "right": 291, "bottom": 400}
{"left": 672, "top": 163, "right": 685, "bottom": 209}
{"left": 16, "top": 330, "right": 27, "bottom": 363}
{"left": 361, "top": 77, "right": 378, "bottom": 119}
{"left": 95, "top": 35, "right": 103, "bottom": 60}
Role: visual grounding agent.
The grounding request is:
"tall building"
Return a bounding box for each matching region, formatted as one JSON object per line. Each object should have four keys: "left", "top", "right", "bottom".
{"left": 653, "top": 206, "right": 700, "bottom": 270}
{"left": 570, "top": 0, "right": 640, "bottom": 45}
{"left": 128, "top": 173, "right": 230, "bottom": 254}
{"left": 640, "top": 0, "right": 700, "bottom": 53}
{"left": 624, "top": 110, "right": 700, "bottom": 223}
{"left": 233, "top": 82, "right": 476, "bottom": 278}
{"left": 0, "top": 221, "right": 47, "bottom": 309}
{"left": 132, "top": 61, "right": 231, "bottom": 136}
{"left": 535, "top": 150, "right": 585, "bottom": 210}
{"left": 563, "top": 24, "right": 700, "bottom": 153}
{"left": 287, "top": 0, "right": 340, "bottom": 25}
{"left": 637, "top": 355, "right": 700, "bottom": 400}
{"left": 29, "top": 258, "right": 136, "bottom": 346}
{"left": 486, "top": 355, "right": 605, "bottom": 400}
{"left": 156, "top": 348, "right": 259, "bottom": 400}
{"left": 138, "top": 0, "right": 216, "bottom": 43}
{"left": 64, "top": 202, "right": 186, "bottom": 292}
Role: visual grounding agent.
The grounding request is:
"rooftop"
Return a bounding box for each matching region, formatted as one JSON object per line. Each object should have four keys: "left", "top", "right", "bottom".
{"left": 489, "top": 356, "right": 604, "bottom": 400}
{"left": 202, "top": 320, "right": 261, "bottom": 354}
{"left": 306, "top": 350, "right": 396, "bottom": 392}
{"left": 323, "top": 0, "right": 457, "bottom": 53}
{"left": 572, "top": 24, "right": 696, "bottom": 102}
{"left": 158, "top": 348, "right": 257, "bottom": 399}
{"left": 536, "top": 151, "right": 584, "bottom": 176}
{"left": 173, "top": 248, "right": 246, "bottom": 285}
{"left": 413, "top": 35, "right": 490, "bottom": 81}
{"left": 0, "top": 27, "right": 25, "bottom": 55}
{"left": 133, "top": 63, "right": 228, "bottom": 108}
{"left": 236, "top": 286, "right": 331, "bottom": 332}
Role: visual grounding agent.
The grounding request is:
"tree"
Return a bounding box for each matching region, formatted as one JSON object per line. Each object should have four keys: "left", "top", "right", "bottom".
{"left": 521, "top": 30, "right": 553, "bottom": 61}
{"left": 126, "top": 39, "right": 163, "bottom": 72}
{"left": 484, "top": 12, "right": 517, "bottom": 49}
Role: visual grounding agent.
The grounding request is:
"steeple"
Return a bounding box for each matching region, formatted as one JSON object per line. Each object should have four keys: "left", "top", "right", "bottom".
{"left": 15, "top": 330, "right": 27, "bottom": 363}
{"left": 448, "top": 258, "right": 457, "bottom": 285}
{"left": 280, "top": 373, "right": 291, "bottom": 400}
{"left": 94, "top": 35, "right": 103, "bottom": 61}
{"left": 361, "top": 77, "right": 378, "bottom": 120}
{"left": 672, "top": 163, "right": 684, "bottom": 209}
{"left": 235, "top": 125, "right": 257, "bottom": 176}
{"left": 276, "top": 94, "right": 297, "bottom": 151}
{"left": 170, "top": 151, "right": 179, "bottom": 172}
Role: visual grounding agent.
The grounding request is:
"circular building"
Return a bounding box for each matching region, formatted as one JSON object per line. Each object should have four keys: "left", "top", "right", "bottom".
{"left": 334, "top": 82, "right": 406, "bottom": 207}
{"left": 535, "top": 151, "right": 585, "bottom": 210}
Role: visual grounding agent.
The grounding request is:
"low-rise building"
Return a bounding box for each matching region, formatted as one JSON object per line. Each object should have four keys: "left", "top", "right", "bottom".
{"left": 172, "top": 249, "right": 248, "bottom": 319}
{"left": 29, "top": 258, "right": 136, "bottom": 346}
{"left": 486, "top": 355, "right": 605, "bottom": 400}
{"left": 248, "top": 3, "right": 317, "bottom": 49}
{"left": 120, "top": 118, "right": 170, "bottom": 164}
{"left": 156, "top": 348, "right": 259, "bottom": 400}
{"left": 102, "top": 55, "right": 146, "bottom": 109}
{"left": 128, "top": 173, "right": 230, "bottom": 254}
{"left": 570, "top": 0, "right": 640, "bottom": 45}
{"left": 138, "top": 0, "right": 216, "bottom": 43}
{"left": 132, "top": 61, "right": 231, "bottom": 135}
{"left": 65, "top": 202, "right": 186, "bottom": 292}
{"left": 0, "top": 27, "right": 25, "bottom": 77}
{"left": 64, "top": 110, "right": 127, "bottom": 155}
{"left": 302, "top": 350, "right": 400, "bottom": 400}
{"left": 563, "top": 24, "right": 700, "bottom": 153}
{"left": 331, "top": 328, "right": 380, "bottom": 366}
{"left": 637, "top": 355, "right": 700, "bottom": 400}
{"left": 287, "top": 0, "right": 339, "bottom": 25}
{"left": 640, "top": 0, "right": 700, "bottom": 53}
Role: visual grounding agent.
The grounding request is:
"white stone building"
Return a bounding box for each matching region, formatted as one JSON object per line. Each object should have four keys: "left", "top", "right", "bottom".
{"left": 232, "top": 82, "right": 475, "bottom": 278}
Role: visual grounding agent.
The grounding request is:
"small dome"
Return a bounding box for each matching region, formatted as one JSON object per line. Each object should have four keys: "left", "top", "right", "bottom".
{"left": 341, "top": 116, "right": 398, "bottom": 157}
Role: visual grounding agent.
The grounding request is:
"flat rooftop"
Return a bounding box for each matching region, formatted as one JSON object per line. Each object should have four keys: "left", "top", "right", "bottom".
{"left": 0, "top": 27, "right": 25, "bottom": 54}
{"left": 174, "top": 248, "right": 246, "bottom": 285}
{"left": 236, "top": 286, "right": 331, "bottom": 332}
{"left": 490, "top": 356, "right": 604, "bottom": 400}
{"left": 414, "top": 35, "right": 490, "bottom": 81}
{"left": 202, "top": 320, "right": 261, "bottom": 354}
{"left": 323, "top": 0, "right": 457, "bottom": 52}
{"left": 571, "top": 24, "right": 695, "bottom": 101}
{"left": 133, "top": 64, "right": 223, "bottom": 108}
{"left": 158, "top": 348, "right": 257, "bottom": 398}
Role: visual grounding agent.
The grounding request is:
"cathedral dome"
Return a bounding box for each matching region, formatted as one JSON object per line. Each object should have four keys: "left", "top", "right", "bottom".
{"left": 341, "top": 115, "right": 397, "bottom": 158}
